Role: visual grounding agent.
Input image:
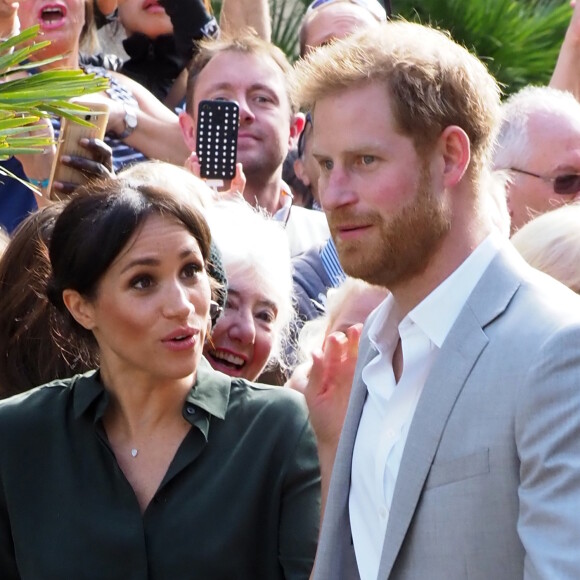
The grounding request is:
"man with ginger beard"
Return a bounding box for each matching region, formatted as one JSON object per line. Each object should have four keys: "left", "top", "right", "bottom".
{"left": 292, "top": 21, "right": 580, "bottom": 580}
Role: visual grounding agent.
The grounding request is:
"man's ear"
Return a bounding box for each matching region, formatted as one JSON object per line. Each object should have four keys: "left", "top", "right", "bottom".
{"left": 289, "top": 112, "right": 306, "bottom": 149}
{"left": 62, "top": 289, "right": 96, "bottom": 331}
{"left": 437, "top": 125, "right": 471, "bottom": 188}
{"left": 293, "top": 157, "right": 311, "bottom": 186}
{"left": 179, "top": 111, "right": 197, "bottom": 152}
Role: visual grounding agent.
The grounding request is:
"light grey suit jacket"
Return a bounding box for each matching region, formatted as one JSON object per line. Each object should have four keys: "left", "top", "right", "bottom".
{"left": 313, "top": 242, "right": 580, "bottom": 580}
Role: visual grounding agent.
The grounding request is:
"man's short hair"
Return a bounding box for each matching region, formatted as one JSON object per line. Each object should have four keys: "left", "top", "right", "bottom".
{"left": 292, "top": 21, "right": 501, "bottom": 173}
{"left": 494, "top": 86, "right": 580, "bottom": 170}
{"left": 186, "top": 32, "right": 297, "bottom": 115}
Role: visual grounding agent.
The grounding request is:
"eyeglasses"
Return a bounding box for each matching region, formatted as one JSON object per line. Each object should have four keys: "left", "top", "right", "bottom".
{"left": 297, "top": 112, "right": 313, "bottom": 159}
{"left": 306, "top": 0, "right": 390, "bottom": 21}
{"left": 509, "top": 167, "right": 580, "bottom": 196}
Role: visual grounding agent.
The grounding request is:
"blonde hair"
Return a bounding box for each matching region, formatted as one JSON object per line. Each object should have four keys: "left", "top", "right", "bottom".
{"left": 292, "top": 21, "right": 501, "bottom": 174}
{"left": 296, "top": 277, "right": 387, "bottom": 364}
{"left": 511, "top": 202, "right": 580, "bottom": 293}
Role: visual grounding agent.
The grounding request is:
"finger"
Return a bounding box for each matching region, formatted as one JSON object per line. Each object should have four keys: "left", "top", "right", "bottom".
{"left": 304, "top": 348, "right": 325, "bottom": 406}
{"left": 230, "top": 163, "right": 246, "bottom": 194}
{"left": 52, "top": 181, "right": 77, "bottom": 197}
{"left": 346, "top": 323, "right": 363, "bottom": 359}
{"left": 79, "top": 138, "right": 114, "bottom": 172}
{"left": 62, "top": 155, "right": 112, "bottom": 179}
{"left": 185, "top": 152, "right": 201, "bottom": 177}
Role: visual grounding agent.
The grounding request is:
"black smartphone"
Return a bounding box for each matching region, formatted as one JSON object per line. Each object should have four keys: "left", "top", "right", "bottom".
{"left": 196, "top": 99, "right": 239, "bottom": 180}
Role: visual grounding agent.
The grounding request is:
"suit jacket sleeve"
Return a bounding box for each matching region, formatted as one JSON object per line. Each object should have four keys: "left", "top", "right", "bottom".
{"left": 516, "top": 323, "right": 580, "bottom": 579}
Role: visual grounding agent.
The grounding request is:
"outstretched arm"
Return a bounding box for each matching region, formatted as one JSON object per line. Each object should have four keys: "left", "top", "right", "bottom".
{"left": 220, "top": 0, "right": 271, "bottom": 41}
{"left": 550, "top": 0, "right": 580, "bottom": 100}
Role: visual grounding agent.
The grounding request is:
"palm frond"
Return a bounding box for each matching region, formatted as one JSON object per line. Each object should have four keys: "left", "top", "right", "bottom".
{"left": 0, "top": 25, "right": 110, "bottom": 159}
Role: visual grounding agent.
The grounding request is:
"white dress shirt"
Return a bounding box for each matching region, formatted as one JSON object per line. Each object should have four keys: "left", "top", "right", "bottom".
{"left": 349, "top": 234, "right": 502, "bottom": 580}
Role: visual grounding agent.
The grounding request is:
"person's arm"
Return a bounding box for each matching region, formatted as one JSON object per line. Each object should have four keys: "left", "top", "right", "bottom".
{"left": 550, "top": 0, "right": 580, "bottom": 100}
{"left": 516, "top": 323, "right": 580, "bottom": 578}
{"left": 158, "top": 0, "right": 218, "bottom": 63}
{"left": 107, "top": 72, "right": 190, "bottom": 165}
{"left": 303, "top": 324, "right": 361, "bottom": 524}
{"left": 220, "top": 0, "right": 271, "bottom": 41}
{"left": 0, "top": 0, "right": 19, "bottom": 40}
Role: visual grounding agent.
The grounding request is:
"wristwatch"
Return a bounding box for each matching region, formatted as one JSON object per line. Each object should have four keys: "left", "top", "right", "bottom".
{"left": 116, "top": 103, "right": 138, "bottom": 139}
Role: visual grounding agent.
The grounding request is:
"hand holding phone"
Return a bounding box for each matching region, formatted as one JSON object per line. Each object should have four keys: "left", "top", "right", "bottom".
{"left": 196, "top": 99, "right": 239, "bottom": 181}
{"left": 48, "top": 98, "right": 110, "bottom": 201}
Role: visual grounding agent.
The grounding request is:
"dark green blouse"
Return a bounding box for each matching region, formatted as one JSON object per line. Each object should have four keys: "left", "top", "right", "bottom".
{"left": 0, "top": 358, "right": 320, "bottom": 579}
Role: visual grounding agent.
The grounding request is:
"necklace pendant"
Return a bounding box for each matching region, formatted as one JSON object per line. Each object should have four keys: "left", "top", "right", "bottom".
{"left": 131, "top": 448, "right": 138, "bottom": 458}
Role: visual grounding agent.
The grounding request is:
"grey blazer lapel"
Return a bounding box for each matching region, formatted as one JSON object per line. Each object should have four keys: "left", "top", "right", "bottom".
{"left": 377, "top": 244, "right": 522, "bottom": 578}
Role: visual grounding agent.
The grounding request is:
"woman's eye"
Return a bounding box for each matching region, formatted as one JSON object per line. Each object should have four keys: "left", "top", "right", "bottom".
{"left": 131, "top": 275, "right": 153, "bottom": 290}
{"left": 256, "top": 310, "right": 276, "bottom": 324}
{"left": 181, "top": 263, "right": 202, "bottom": 279}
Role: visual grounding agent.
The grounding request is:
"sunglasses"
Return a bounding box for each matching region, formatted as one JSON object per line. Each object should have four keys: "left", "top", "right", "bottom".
{"left": 306, "top": 0, "right": 390, "bottom": 21}
{"left": 509, "top": 167, "right": 580, "bottom": 195}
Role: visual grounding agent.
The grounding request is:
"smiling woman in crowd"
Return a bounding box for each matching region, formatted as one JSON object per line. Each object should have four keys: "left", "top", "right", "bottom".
{"left": 0, "top": 178, "right": 319, "bottom": 579}
{"left": 203, "top": 199, "right": 295, "bottom": 383}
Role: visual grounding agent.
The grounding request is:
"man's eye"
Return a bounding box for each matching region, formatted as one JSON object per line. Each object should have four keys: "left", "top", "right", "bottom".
{"left": 361, "top": 155, "right": 375, "bottom": 166}
{"left": 320, "top": 159, "right": 333, "bottom": 171}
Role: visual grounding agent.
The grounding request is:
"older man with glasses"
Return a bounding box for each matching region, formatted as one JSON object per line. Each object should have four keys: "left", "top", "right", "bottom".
{"left": 493, "top": 85, "right": 580, "bottom": 235}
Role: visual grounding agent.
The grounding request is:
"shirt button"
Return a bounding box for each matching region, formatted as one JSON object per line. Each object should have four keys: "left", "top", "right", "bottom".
{"left": 379, "top": 506, "right": 388, "bottom": 519}
{"left": 186, "top": 406, "right": 196, "bottom": 415}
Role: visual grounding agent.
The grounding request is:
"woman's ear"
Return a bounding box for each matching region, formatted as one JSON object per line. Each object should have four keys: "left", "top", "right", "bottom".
{"left": 62, "top": 289, "right": 96, "bottom": 330}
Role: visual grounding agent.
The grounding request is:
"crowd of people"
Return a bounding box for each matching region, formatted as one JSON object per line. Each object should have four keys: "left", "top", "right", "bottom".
{"left": 0, "top": 0, "right": 580, "bottom": 577}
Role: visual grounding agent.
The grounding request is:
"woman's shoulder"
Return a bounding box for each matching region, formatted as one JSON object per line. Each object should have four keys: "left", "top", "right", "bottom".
{"left": 0, "top": 372, "right": 96, "bottom": 424}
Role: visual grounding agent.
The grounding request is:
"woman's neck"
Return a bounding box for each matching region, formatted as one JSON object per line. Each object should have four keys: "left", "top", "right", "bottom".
{"left": 100, "top": 367, "right": 195, "bottom": 440}
{"left": 33, "top": 46, "right": 80, "bottom": 71}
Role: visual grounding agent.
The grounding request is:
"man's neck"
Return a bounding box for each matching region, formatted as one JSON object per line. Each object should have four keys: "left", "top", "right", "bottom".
{"left": 391, "top": 219, "right": 493, "bottom": 318}
{"left": 242, "top": 174, "right": 283, "bottom": 215}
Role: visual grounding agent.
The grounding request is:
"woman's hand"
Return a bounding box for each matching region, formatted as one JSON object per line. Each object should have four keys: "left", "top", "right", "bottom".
{"left": 14, "top": 117, "right": 55, "bottom": 207}
{"left": 52, "top": 137, "right": 114, "bottom": 197}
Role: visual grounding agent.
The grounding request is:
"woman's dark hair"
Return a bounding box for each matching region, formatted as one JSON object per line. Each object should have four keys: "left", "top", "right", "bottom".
{"left": 47, "top": 177, "right": 214, "bottom": 345}
{"left": 0, "top": 205, "right": 98, "bottom": 398}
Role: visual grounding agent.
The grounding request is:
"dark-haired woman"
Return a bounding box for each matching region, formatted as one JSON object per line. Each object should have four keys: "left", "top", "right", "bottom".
{"left": 0, "top": 178, "right": 319, "bottom": 579}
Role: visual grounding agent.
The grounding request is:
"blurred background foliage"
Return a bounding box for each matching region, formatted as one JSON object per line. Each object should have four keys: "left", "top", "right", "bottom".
{"left": 211, "top": 0, "right": 572, "bottom": 97}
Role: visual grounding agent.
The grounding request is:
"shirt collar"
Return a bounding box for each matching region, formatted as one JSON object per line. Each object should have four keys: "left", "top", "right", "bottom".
{"left": 409, "top": 233, "right": 502, "bottom": 348}
{"left": 368, "top": 233, "right": 502, "bottom": 351}
{"left": 72, "top": 357, "right": 231, "bottom": 424}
